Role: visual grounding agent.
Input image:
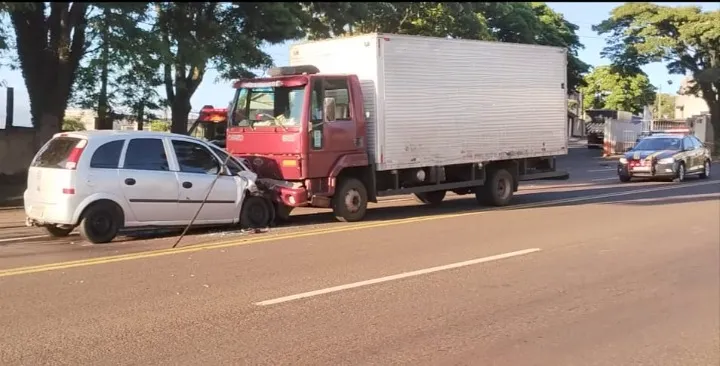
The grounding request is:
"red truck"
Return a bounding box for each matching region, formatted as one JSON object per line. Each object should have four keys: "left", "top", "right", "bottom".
{"left": 222, "top": 34, "right": 569, "bottom": 223}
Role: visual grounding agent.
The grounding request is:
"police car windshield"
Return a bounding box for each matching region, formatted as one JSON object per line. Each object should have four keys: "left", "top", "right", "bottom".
{"left": 634, "top": 137, "right": 682, "bottom": 151}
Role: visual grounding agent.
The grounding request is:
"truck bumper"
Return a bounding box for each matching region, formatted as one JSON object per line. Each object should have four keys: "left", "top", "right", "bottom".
{"left": 258, "top": 178, "right": 309, "bottom": 208}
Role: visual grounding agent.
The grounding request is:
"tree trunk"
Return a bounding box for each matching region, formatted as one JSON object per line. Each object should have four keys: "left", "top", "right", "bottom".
{"left": 709, "top": 101, "right": 720, "bottom": 155}
{"left": 95, "top": 8, "right": 112, "bottom": 130}
{"left": 170, "top": 92, "right": 191, "bottom": 135}
{"left": 136, "top": 103, "right": 145, "bottom": 131}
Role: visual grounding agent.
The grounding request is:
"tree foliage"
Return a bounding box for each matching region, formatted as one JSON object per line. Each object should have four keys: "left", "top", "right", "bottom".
{"left": 304, "top": 2, "right": 590, "bottom": 92}
{"left": 61, "top": 117, "right": 86, "bottom": 131}
{"left": 152, "top": 2, "right": 308, "bottom": 134}
{"left": 594, "top": 3, "right": 720, "bottom": 149}
{"left": 653, "top": 93, "right": 676, "bottom": 120}
{"left": 71, "top": 4, "right": 153, "bottom": 130}
{"left": 578, "top": 66, "right": 656, "bottom": 115}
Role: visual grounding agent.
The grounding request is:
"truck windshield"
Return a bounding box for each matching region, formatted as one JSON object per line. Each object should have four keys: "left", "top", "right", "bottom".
{"left": 230, "top": 86, "right": 305, "bottom": 128}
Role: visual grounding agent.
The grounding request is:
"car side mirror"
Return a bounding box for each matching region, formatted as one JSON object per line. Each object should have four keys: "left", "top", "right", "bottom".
{"left": 323, "top": 97, "right": 336, "bottom": 122}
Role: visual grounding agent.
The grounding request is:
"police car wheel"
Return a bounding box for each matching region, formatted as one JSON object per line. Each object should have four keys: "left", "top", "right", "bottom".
{"left": 674, "top": 162, "right": 686, "bottom": 182}
{"left": 699, "top": 160, "right": 710, "bottom": 179}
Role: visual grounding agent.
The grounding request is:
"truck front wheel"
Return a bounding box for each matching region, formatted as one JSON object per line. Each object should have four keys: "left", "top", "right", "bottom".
{"left": 332, "top": 177, "right": 368, "bottom": 222}
{"left": 475, "top": 168, "right": 514, "bottom": 207}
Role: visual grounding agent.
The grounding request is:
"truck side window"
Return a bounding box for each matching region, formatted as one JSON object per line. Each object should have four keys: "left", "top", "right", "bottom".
{"left": 311, "top": 79, "right": 323, "bottom": 122}
{"left": 324, "top": 78, "right": 351, "bottom": 120}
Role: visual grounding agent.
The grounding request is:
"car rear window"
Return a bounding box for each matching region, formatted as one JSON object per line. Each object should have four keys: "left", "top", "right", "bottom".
{"left": 31, "top": 137, "right": 82, "bottom": 169}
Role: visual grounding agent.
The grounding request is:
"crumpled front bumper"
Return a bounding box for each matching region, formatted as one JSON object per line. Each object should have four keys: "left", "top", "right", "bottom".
{"left": 256, "top": 178, "right": 309, "bottom": 207}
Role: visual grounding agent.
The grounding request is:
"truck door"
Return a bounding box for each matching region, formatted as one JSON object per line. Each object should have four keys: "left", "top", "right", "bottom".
{"left": 307, "top": 76, "right": 358, "bottom": 178}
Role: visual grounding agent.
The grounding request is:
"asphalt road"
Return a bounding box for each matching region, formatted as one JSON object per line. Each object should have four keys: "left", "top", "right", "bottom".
{"left": 1, "top": 147, "right": 719, "bottom": 365}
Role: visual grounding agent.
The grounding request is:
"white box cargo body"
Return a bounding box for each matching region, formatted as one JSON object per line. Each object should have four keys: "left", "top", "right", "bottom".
{"left": 289, "top": 33, "right": 568, "bottom": 171}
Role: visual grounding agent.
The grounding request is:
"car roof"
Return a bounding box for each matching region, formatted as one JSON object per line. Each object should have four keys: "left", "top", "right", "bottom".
{"left": 55, "top": 130, "right": 205, "bottom": 142}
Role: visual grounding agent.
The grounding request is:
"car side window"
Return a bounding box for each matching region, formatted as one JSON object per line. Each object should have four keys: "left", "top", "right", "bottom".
{"left": 210, "top": 145, "right": 244, "bottom": 175}
{"left": 123, "top": 138, "right": 170, "bottom": 171}
{"left": 690, "top": 136, "right": 703, "bottom": 149}
{"left": 172, "top": 140, "right": 221, "bottom": 175}
{"left": 682, "top": 137, "right": 694, "bottom": 150}
{"left": 90, "top": 140, "right": 124, "bottom": 169}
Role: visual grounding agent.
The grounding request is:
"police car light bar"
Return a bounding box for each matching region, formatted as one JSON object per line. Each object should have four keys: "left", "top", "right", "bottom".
{"left": 645, "top": 128, "right": 691, "bottom": 135}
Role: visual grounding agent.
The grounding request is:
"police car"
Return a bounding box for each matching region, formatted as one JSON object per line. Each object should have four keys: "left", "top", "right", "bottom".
{"left": 618, "top": 129, "right": 711, "bottom": 182}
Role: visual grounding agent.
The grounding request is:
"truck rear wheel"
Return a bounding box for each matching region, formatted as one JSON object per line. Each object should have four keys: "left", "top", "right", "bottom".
{"left": 414, "top": 190, "right": 446, "bottom": 206}
{"left": 332, "top": 177, "right": 368, "bottom": 222}
{"left": 475, "top": 168, "right": 514, "bottom": 207}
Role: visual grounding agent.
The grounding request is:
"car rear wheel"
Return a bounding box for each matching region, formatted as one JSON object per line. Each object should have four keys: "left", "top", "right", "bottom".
{"left": 618, "top": 174, "right": 631, "bottom": 183}
{"left": 699, "top": 160, "right": 711, "bottom": 179}
{"left": 45, "top": 225, "right": 73, "bottom": 238}
{"left": 79, "top": 202, "right": 121, "bottom": 244}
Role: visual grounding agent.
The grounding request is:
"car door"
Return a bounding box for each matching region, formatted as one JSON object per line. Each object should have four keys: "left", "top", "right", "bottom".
{"left": 119, "top": 137, "right": 181, "bottom": 223}
{"left": 171, "top": 138, "right": 240, "bottom": 224}
{"left": 682, "top": 136, "right": 700, "bottom": 172}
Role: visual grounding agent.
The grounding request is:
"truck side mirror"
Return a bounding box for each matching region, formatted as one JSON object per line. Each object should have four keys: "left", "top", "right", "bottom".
{"left": 324, "top": 97, "right": 336, "bottom": 122}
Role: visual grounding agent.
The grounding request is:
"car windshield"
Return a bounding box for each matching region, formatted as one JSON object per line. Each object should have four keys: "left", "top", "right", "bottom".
{"left": 230, "top": 86, "right": 305, "bottom": 128}
{"left": 633, "top": 137, "right": 682, "bottom": 151}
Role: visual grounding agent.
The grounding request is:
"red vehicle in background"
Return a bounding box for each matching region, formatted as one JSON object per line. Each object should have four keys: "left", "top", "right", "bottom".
{"left": 188, "top": 105, "right": 228, "bottom": 148}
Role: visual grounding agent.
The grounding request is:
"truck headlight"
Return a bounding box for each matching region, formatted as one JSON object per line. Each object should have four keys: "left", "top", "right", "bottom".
{"left": 619, "top": 157, "right": 628, "bottom": 164}
{"left": 657, "top": 157, "right": 675, "bottom": 164}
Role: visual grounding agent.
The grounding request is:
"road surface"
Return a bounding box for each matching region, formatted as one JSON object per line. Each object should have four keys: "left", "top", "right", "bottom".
{"left": 0, "top": 147, "right": 718, "bottom": 365}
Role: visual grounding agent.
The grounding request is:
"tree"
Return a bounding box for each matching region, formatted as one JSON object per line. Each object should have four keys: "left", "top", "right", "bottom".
{"left": 594, "top": 3, "right": 720, "bottom": 150}
{"left": 152, "top": 2, "right": 309, "bottom": 134}
{"left": 71, "top": 4, "right": 150, "bottom": 130}
{"left": 653, "top": 93, "right": 676, "bottom": 120}
{"left": 61, "top": 117, "right": 86, "bottom": 131}
{"left": 578, "top": 65, "right": 656, "bottom": 114}
{"left": 5, "top": 2, "right": 90, "bottom": 146}
{"left": 304, "top": 2, "right": 590, "bottom": 93}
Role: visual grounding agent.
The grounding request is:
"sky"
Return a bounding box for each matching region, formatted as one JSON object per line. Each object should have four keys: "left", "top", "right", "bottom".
{"left": 1, "top": 2, "right": 717, "bottom": 128}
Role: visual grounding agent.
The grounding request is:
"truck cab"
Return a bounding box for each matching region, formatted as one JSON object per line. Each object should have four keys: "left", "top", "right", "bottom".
{"left": 225, "top": 65, "right": 369, "bottom": 219}
{"left": 188, "top": 105, "right": 229, "bottom": 148}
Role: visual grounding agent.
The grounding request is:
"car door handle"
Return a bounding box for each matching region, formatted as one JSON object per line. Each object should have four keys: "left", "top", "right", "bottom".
{"left": 182, "top": 181, "right": 193, "bottom": 189}
{"left": 124, "top": 178, "right": 136, "bottom": 186}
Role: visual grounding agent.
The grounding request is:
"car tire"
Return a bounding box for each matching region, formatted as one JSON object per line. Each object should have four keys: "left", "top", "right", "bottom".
{"left": 240, "top": 196, "right": 273, "bottom": 229}
{"left": 674, "top": 162, "right": 686, "bottom": 183}
{"left": 618, "top": 174, "right": 632, "bottom": 183}
{"left": 414, "top": 190, "right": 446, "bottom": 206}
{"left": 78, "top": 202, "right": 122, "bottom": 244}
{"left": 45, "top": 225, "right": 73, "bottom": 238}
{"left": 332, "top": 177, "right": 368, "bottom": 222}
{"left": 699, "top": 160, "right": 711, "bottom": 179}
{"left": 475, "top": 168, "right": 514, "bottom": 207}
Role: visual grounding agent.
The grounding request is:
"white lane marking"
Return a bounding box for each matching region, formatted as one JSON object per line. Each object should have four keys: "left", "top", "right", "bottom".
{"left": 255, "top": 248, "right": 542, "bottom": 306}
{"left": 587, "top": 168, "right": 615, "bottom": 173}
{"left": 591, "top": 177, "right": 618, "bottom": 182}
{"left": 0, "top": 235, "right": 48, "bottom": 244}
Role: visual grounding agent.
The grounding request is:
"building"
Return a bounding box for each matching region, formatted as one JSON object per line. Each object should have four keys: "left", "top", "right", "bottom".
{"left": 674, "top": 76, "right": 710, "bottom": 119}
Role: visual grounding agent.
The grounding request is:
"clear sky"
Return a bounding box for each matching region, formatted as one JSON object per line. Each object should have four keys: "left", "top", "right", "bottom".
{"left": 1, "top": 2, "right": 717, "bottom": 128}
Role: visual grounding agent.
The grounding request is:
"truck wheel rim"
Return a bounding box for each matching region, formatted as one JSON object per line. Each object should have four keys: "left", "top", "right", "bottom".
{"left": 345, "top": 189, "right": 362, "bottom": 213}
{"left": 497, "top": 178, "right": 509, "bottom": 199}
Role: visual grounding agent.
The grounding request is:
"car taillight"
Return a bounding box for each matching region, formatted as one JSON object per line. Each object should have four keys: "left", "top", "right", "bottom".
{"left": 65, "top": 139, "right": 88, "bottom": 170}
{"left": 62, "top": 188, "right": 75, "bottom": 195}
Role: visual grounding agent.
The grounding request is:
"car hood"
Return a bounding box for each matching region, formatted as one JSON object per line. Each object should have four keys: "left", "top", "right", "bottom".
{"left": 624, "top": 150, "right": 677, "bottom": 160}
